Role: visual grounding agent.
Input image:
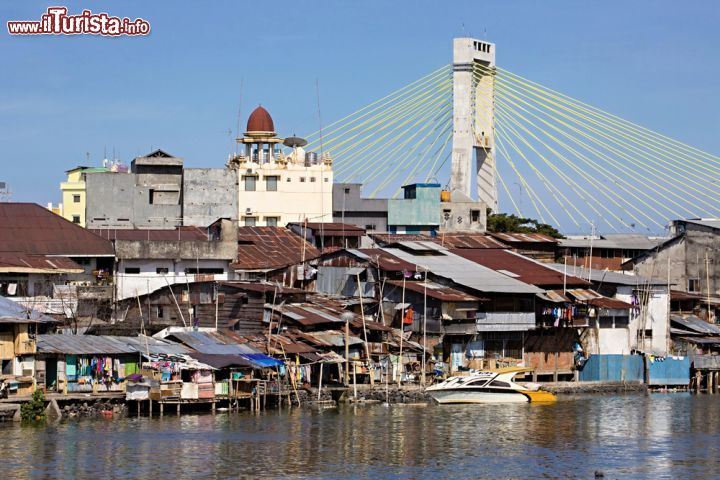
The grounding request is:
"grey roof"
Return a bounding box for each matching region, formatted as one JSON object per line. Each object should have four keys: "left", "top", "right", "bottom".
{"left": 0, "top": 296, "right": 58, "bottom": 323}
{"left": 167, "top": 331, "right": 260, "bottom": 355}
{"left": 671, "top": 315, "right": 720, "bottom": 336}
{"left": 680, "top": 219, "right": 720, "bottom": 231}
{"left": 544, "top": 263, "right": 668, "bottom": 286}
{"left": 36, "top": 334, "right": 188, "bottom": 355}
{"left": 382, "top": 248, "right": 542, "bottom": 294}
{"left": 559, "top": 234, "right": 665, "bottom": 250}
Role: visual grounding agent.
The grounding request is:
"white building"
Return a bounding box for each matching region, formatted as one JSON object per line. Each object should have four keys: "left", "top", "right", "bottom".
{"left": 228, "top": 106, "right": 333, "bottom": 227}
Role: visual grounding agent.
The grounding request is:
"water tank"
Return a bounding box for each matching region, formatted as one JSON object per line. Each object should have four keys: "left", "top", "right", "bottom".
{"left": 440, "top": 190, "right": 451, "bottom": 202}
{"left": 305, "top": 152, "right": 318, "bottom": 166}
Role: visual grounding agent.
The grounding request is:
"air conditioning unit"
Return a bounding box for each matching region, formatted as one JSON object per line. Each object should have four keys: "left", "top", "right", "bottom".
{"left": 245, "top": 208, "right": 252, "bottom": 214}
{"left": 246, "top": 168, "right": 253, "bottom": 174}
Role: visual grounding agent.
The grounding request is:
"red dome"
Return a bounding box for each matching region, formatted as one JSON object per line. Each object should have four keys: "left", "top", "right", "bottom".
{"left": 246, "top": 106, "right": 275, "bottom": 133}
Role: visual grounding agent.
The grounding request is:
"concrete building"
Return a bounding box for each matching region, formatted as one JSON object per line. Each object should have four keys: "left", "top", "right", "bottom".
{"left": 623, "top": 219, "right": 720, "bottom": 322}
{"left": 387, "top": 183, "right": 441, "bottom": 235}
{"left": 333, "top": 183, "right": 388, "bottom": 233}
{"left": 91, "top": 219, "right": 237, "bottom": 300}
{"left": 228, "top": 106, "right": 333, "bottom": 227}
{"left": 85, "top": 150, "right": 184, "bottom": 229}
{"left": 60, "top": 166, "right": 110, "bottom": 226}
{"left": 560, "top": 234, "right": 664, "bottom": 271}
{"left": 183, "top": 168, "right": 238, "bottom": 226}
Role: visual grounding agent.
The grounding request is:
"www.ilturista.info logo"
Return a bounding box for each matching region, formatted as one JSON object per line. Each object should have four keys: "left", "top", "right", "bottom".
{"left": 7, "top": 7, "right": 150, "bottom": 36}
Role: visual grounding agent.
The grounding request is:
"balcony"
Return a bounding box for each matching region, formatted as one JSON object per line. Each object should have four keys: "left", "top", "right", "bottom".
{"left": 475, "top": 312, "right": 536, "bottom": 332}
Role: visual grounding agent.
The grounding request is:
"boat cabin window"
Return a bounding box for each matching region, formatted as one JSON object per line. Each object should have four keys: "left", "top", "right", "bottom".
{"left": 467, "top": 379, "right": 489, "bottom": 387}
{"left": 489, "top": 380, "right": 511, "bottom": 388}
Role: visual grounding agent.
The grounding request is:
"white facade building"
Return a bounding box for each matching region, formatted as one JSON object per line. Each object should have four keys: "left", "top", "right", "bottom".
{"left": 229, "top": 106, "right": 333, "bottom": 227}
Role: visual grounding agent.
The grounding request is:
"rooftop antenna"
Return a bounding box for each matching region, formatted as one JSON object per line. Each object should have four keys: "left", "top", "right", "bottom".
{"left": 316, "top": 78, "right": 326, "bottom": 250}
{"left": 235, "top": 79, "right": 244, "bottom": 155}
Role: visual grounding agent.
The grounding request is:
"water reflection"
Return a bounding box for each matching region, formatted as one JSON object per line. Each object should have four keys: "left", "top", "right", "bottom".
{"left": 2, "top": 394, "right": 720, "bottom": 479}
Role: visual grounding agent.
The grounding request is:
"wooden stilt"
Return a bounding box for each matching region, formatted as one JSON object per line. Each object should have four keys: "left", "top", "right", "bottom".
{"left": 160, "top": 402, "right": 164, "bottom": 417}
{"left": 136, "top": 400, "right": 140, "bottom": 416}
{"left": 176, "top": 403, "right": 180, "bottom": 416}
{"left": 149, "top": 399, "right": 153, "bottom": 417}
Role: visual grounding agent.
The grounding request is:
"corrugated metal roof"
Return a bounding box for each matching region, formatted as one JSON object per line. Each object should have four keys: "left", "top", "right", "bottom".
{"left": 452, "top": 249, "right": 590, "bottom": 287}
{"left": 0, "top": 203, "right": 114, "bottom": 256}
{"left": 289, "top": 222, "right": 366, "bottom": 235}
{"left": 356, "top": 248, "right": 418, "bottom": 272}
{"left": 0, "top": 253, "right": 84, "bottom": 273}
{"left": 38, "top": 335, "right": 137, "bottom": 355}
{"left": 0, "top": 296, "right": 58, "bottom": 323}
{"left": 671, "top": 315, "right": 720, "bottom": 335}
{"left": 382, "top": 248, "right": 542, "bottom": 294}
{"left": 232, "top": 227, "right": 321, "bottom": 271}
{"left": 489, "top": 232, "right": 558, "bottom": 243}
{"left": 385, "top": 280, "right": 484, "bottom": 302}
{"left": 167, "top": 330, "right": 262, "bottom": 355}
{"left": 559, "top": 235, "right": 664, "bottom": 250}
{"left": 679, "top": 219, "right": 720, "bottom": 231}
{"left": 544, "top": 263, "right": 668, "bottom": 286}
{"left": 301, "top": 330, "right": 363, "bottom": 347}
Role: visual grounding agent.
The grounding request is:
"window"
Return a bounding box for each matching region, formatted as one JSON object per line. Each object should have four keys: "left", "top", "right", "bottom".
{"left": 244, "top": 216, "right": 257, "bottom": 227}
{"left": 365, "top": 224, "right": 376, "bottom": 231}
{"left": 73, "top": 194, "right": 81, "bottom": 203}
{"left": 324, "top": 178, "right": 329, "bottom": 182}
{"left": 471, "top": 210, "right": 480, "bottom": 222}
{"left": 265, "top": 176, "right": 278, "bottom": 191}
{"left": 265, "top": 217, "right": 279, "bottom": 227}
{"left": 72, "top": 215, "right": 81, "bottom": 224}
{"left": 156, "top": 306, "right": 164, "bottom": 318}
{"left": 489, "top": 380, "right": 510, "bottom": 388}
{"left": 125, "top": 267, "right": 140, "bottom": 274}
{"left": 300, "top": 177, "right": 306, "bottom": 183}
{"left": 310, "top": 177, "right": 316, "bottom": 182}
{"left": 185, "top": 267, "right": 225, "bottom": 275}
{"left": 467, "top": 379, "right": 489, "bottom": 387}
{"left": 156, "top": 267, "right": 169, "bottom": 274}
{"left": 689, "top": 278, "right": 700, "bottom": 293}
{"left": 344, "top": 188, "right": 350, "bottom": 194}
{"left": 243, "top": 175, "right": 257, "bottom": 191}
{"left": 286, "top": 177, "right": 292, "bottom": 182}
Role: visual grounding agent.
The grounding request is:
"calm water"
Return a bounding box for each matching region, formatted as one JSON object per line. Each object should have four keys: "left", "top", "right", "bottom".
{"left": 2, "top": 393, "right": 720, "bottom": 479}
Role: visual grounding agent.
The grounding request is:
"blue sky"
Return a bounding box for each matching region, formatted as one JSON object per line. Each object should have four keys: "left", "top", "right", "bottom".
{"left": 1, "top": 0, "right": 718, "bottom": 224}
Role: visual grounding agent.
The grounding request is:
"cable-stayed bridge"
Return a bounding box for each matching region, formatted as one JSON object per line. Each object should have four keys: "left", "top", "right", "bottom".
{"left": 303, "top": 38, "right": 719, "bottom": 233}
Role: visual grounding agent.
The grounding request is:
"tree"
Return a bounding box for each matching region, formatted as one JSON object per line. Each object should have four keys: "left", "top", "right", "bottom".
{"left": 487, "top": 212, "right": 564, "bottom": 239}
{"left": 20, "top": 389, "right": 47, "bottom": 424}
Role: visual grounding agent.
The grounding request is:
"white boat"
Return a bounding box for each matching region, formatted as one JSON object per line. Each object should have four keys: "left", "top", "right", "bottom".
{"left": 426, "top": 367, "right": 557, "bottom": 404}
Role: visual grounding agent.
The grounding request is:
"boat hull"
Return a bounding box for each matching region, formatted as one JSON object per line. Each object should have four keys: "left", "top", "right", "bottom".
{"left": 428, "top": 388, "right": 530, "bottom": 404}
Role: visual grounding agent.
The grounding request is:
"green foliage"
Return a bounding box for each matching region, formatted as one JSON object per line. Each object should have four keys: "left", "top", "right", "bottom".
{"left": 487, "top": 212, "right": 564, "bottom": 239}
{"left": 20, "top": 389, "right": 47, "bottom": 424}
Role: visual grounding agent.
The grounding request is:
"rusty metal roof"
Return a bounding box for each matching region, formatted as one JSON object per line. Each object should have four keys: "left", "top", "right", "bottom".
{"left": 36, "top": 334, "right": 188, "bottom": 355}
{"left": 219, "top": 281, "right": 305, "bottom": 295}
{"left": 370, "top": 233, "right": 507, "bottom": 249}
{"left": 355, "top": 248, "right": 419, "bottom": 272}
{"left": 0, "top": 252, "right": 84, "bottom": 273}
{"left": 289, "top": 222, "right": 366, "bottom": 235}
{"left": 488, "top": 232, "right": 558, "bottom": 244}
{"left": 385, "top": 280, "right": 485, "bottom": 302}
{"left": 232, "top": 227, "right": 321, "bottom": 271}
{"left": 0, "top": 203, "right": 114, "bottom": 256}
{"left": 90, "top": 227, "right": 209, "bottom": 242}
{"left": 451, "top": 249, "right": 590, "bottom": 287}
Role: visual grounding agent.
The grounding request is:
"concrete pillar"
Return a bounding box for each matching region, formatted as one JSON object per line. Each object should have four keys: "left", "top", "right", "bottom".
{"left": 450, "top": 37, "right": 496, "bottom": 210}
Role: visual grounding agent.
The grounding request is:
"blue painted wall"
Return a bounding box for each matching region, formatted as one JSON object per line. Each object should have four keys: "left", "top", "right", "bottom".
{"left": 387, "top": 183, "right": 440, "bottom": 227}
{"left": 648, "top": 357, "right": 690, "bottom": 386}
{"left": 579, "top": 354, "right": 644, "bottom": 382}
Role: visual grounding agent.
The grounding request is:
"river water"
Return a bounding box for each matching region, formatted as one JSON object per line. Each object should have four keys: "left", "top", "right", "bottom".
{"left": 2, "top": 393, "right": 720, "bottom": 479}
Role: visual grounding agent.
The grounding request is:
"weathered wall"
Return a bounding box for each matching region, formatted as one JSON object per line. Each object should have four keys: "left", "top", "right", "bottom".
{"left": 332, "top": 183, "right": 388, "bottom": 232}
{"left": 183, "top": 168, "right": 238, "bottom": 226}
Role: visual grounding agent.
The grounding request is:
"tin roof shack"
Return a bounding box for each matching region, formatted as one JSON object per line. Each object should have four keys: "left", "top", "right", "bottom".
{"left": 450, "top": 248, "right": 591, "bottom": 379}
{"left": 232, "top": 227, "right": 321, "bottom": 287}
{"left": 560, "top": 234, "right": 664, "bottom": 271}
{"left": 119, "top": 281, "right": 306, "bottom": 335}
{"left": 34, "top": 334, "right": 185, "bottom": 395}
{"left": 670, "top": 315, "right": 720, "bottom": 387}
{"left": 288, "top": 222, "right": 366, "bottom": 251}
{"left": 488, "top": 232, "right": 559, "bottom": 261}
{"left": 623, "top": 219, "right": 720, "bottom": 323}
{"left": 93, "top": 218, "right": 237, "bottom": 301}
{"left": 546, "top": 263, "right": 670, "bottom": 356}
{"left": 0, "top": 203, "right": 115, "bottom": 322}
{"left": 379, "top": 241, "right": 542, "bottom": 373}
{"left": 0, "top": 297, "right": 58, "bottom": 396}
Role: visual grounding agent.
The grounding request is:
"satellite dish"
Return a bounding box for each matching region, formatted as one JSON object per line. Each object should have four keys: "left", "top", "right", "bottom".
{"left": 283, "top": 136, "right": 308, "bottom": 148}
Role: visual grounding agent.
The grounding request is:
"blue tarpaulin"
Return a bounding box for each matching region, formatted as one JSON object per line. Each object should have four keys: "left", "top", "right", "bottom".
{"left": 241, "top": 354, "right": 283, "bottom": 368}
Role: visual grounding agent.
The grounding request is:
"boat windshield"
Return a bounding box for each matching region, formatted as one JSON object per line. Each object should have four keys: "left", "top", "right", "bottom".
{"left": 466, "top": 379, "right": 489, "bottom": 387}
{"left": 489, "top": 380, "right": 511, "bottom": 388}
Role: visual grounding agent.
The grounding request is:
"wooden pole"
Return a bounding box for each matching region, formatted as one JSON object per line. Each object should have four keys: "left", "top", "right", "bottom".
{"left": 397, "top": 276, "right": 406, "bottom": 387}
{"left": 357, "top": 273, "right": 374, "bottom": 385}
{"left": 422, "top": 268, "right": 427, "bottom": 387}
{"left": 317, "top": 362, "right": 323, "bottom": 402}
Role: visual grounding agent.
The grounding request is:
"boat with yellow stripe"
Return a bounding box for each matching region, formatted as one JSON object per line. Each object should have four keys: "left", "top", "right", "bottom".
{"left": 426, "top": 367, "right": 557, "bottom": 404}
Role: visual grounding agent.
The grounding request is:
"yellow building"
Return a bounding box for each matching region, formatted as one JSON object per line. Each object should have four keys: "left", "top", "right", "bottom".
{"left": 59, "top": 166, "right": 108, "bottom": 226}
